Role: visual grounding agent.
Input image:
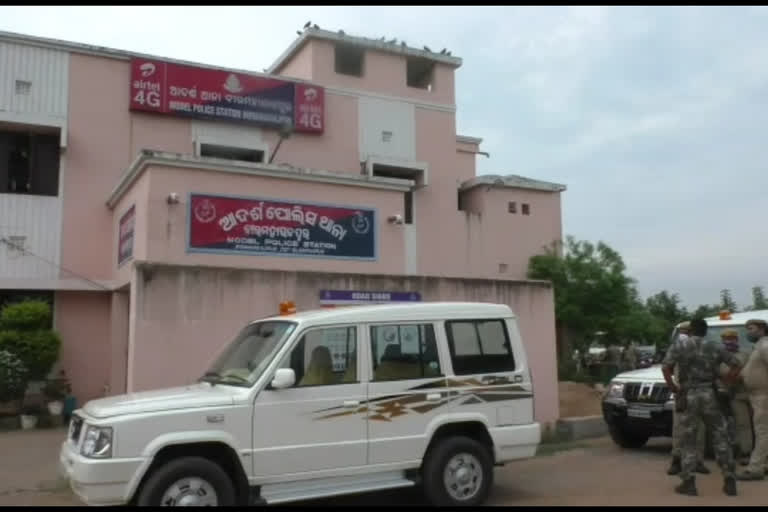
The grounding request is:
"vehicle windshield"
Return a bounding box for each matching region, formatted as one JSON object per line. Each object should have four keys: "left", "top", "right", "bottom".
{"left": 669, "top": 325, "right": 753, "bottom": 354}
{"left": 202, "top": 320, "right": 297, "bottom": 387}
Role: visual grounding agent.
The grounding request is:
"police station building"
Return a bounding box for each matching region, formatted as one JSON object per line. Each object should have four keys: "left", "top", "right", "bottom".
{"left": 0, "top": 27, "right": 565, "bottom": 426}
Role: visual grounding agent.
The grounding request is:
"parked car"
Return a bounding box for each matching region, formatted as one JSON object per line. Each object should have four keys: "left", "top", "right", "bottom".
{"left": 60, "top": 302, "right": 540, "bottom": 506}
{"left": 601, "top": 309, "right": 767, "bottom": 451}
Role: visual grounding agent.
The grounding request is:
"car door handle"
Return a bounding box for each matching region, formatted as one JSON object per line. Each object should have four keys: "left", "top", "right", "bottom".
{"left": 426, "top": 393, "right": 442, "bottom": 402}
{"left": 343, "top": 400, "right": 360, "bottom": 408}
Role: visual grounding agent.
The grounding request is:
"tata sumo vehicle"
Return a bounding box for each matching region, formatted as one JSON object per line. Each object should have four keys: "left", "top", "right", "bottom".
{"left": 602, "top": 310, "right": 765, "bottom": 450}
{"left": 60, "top": 302, "right": 541, "bottom": 506}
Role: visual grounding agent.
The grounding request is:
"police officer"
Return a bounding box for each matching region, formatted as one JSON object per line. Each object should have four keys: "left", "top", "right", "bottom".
{"left": 662, "top": 318, "right": 740, "bottom": 496}
{"left": 737, "top": 318, "right": 768, "bottom": 480}
{"left": 668, "top": 321, "right": 708, "bottom": 476}
{"left": 717, "top": 329, "right": 753, "bottom": 465}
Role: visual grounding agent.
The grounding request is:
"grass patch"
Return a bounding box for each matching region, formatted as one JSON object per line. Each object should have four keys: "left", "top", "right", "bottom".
{"left": 536, "top": 440, "right": 592, "bottom": 457}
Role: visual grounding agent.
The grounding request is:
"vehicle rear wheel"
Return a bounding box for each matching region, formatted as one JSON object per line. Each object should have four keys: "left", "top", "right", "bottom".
{"left": 136, "top": 456, "right": 236, "bottom": 506}
{"left": 609, "top": 425, "right": 649, "bottom": 449}
{"left": 422, "top": 436, "right": 494, "bottom": 506}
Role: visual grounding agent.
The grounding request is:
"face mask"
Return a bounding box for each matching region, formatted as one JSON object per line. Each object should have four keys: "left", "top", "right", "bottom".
{"left": 678, "top": 333, "right": 689, "bottom": 342}
{"left": 747, "top": 333, "right": 760, "bottom": 343}
{"left": 723, "top": 341, "right": 739, "bottom": 352}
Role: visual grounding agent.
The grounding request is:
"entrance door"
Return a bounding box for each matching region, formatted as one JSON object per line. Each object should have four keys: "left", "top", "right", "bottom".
{"left": 251, "top": 324, "right": 368, "bottom": 478}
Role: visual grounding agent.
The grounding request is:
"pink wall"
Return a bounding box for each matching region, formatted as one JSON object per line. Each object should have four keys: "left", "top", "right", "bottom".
{"left": 112, "top": 172, "right": 150, "bottom": 287}
{"left": 305, "top": 40, "right": 456, "bottom": 106}
{"left": 129, "top": 266, "right": 560, "bottom": 425}
{"left": 143, "top": 165, "right": 406, "bottom": 275}
{"left": 277, "top": 43, "right": 314, "bottom": 81}
{"left": 55, "top": 291, "right": 112, "bottom": 402}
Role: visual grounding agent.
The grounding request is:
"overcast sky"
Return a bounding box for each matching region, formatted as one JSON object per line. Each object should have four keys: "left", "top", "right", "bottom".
{"left": 1, "top": 6, "right": 766, "bottom": 309}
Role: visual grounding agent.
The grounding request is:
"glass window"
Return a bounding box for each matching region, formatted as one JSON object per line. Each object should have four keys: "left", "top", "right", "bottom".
{"left": 279, "top": 326, "right": 358, "bottom": 387}
{"left": 370, "top": 324, "right": 441, "bottom": 381}
{"left": 446, "top": 319, "right": 516, "bottom": 375}
{"left": 204, "top": 321, "right": 297, "bottom": 387}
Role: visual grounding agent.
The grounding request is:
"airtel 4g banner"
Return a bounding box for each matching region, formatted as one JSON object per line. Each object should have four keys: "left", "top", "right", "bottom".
{"left": 188, "top": 194, "right": 376, "bottom": 260}
{"left": 129, "top": 58, "right": 324, "bottom": 133}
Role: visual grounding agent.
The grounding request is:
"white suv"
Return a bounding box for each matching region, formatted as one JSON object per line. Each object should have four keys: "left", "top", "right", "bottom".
{"left": 60, "top": 302, "right": 540, "bottom": 506}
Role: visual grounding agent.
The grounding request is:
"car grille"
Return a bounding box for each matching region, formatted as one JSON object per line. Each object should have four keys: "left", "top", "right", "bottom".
{"left": 624, "top": 383, "right": 671, "bottom": 404}
{"left": 69, "top": 414, "right": 83, "bottom": 444}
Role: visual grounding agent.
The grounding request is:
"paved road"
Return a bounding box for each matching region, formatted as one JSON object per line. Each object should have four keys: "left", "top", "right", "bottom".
{"left": 2, "top": 429, "right": 767, "bottom": 506}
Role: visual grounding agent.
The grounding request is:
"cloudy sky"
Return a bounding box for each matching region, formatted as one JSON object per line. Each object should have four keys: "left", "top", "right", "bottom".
{"left": 1, "top": 6, "right": 766, "bottom": 308}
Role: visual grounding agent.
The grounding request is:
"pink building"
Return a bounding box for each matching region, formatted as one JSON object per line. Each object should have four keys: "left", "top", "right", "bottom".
{"left": 0, "top": 28, "right": 565, "bottom": 426}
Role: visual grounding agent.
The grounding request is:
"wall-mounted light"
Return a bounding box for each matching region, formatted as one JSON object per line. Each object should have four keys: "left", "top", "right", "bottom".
{"left": 387, "top": 214, "right": 404, "bottom": 225}
{"left": 167, "top": 192, "right": 180, "bottom": 205}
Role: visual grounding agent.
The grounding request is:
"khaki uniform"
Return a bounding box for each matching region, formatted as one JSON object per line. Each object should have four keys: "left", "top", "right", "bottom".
{"left": 741, "top": 336, "right": 768, "bottom": 475}
{"left": 718, "top": 352, "right": 753, "bottom": 457}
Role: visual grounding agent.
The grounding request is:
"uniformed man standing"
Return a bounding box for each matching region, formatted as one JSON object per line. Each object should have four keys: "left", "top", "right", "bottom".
{"left": 717, "top": 329, "right": 753, "bottom": 466}
{"left": 662, "top": 318, "right": 740, "bottom": 496}
{"left": 737, "top": 319, "right": 768, "bottom": 480}
{"left": 668, "top": 321, "right": 708, "bottom": 476}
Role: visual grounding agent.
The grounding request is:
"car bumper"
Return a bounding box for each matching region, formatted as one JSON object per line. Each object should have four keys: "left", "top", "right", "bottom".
{"left": 59, "top": 441, "right": 145, "bottom": 506}
{"left": 602, "top": 399, "right": 673, "bottom": 437}
{"left": 491, "top": 422, "right": 540, "bottom": 463}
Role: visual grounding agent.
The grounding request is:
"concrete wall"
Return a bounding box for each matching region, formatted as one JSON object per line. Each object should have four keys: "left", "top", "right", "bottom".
{"left": 128, "top": 264, "right": 559, "bottom": 424}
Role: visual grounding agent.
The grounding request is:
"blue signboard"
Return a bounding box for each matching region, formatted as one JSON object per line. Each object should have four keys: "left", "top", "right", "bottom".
{"left": 319, "top": 290, "right": 422, "bottom": 305}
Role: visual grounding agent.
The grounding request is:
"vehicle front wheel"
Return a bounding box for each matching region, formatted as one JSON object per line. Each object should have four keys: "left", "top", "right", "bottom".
{"left": 136, "top": 456, "right": 236, "bottom": 506}
{"left": 609, "top": 425, "right": 650, "bottom": 449}
{"left": 422, "top": 436, "right": 494, "bottom": 506}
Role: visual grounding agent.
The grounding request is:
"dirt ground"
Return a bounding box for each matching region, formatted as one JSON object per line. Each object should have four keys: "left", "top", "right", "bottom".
{"left": 4, "top": 428, "right": 768, "bottom": 506}
{"left": 559, "top": 380, "right": 604, "bottom": 418}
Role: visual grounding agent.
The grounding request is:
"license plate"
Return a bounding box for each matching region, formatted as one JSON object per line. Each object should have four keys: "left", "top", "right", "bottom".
{"left": 627, "top": 408, "right": 651, "bottom": 419}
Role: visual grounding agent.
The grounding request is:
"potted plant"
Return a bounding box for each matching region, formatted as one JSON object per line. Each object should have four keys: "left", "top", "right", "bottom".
{"left": 20, "top": 403, "right": 42, "bottom": 430}
{"left": 43, "top": 370, "right": 71, "bottom": 416}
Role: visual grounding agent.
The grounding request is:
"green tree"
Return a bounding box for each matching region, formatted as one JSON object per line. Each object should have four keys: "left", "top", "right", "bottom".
{"left": 528, "top": 236, "right": 636, "bottom": 359}
{"left": 0, "top": 300, "right": 61, "bottom": 380}
{"left": 752, "top": 286, "right": 768, "bottom": 310}
{"left": 692, "top": 303, "right": 721, "bottom": 319}
{"left": 720, "top": 289, "right": 737, "bottom": 312}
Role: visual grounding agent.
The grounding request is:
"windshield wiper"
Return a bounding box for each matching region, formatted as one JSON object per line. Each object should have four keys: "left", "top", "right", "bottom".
{"left": 200, "top": 372, "right": 223, "bottom": 385}
{"left": 199, "top": 371, "right": 250, "bottom": 386}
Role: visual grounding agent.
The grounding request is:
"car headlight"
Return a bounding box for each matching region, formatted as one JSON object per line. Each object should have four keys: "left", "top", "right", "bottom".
{"left": 81, "top": 425, "right": 113, "bottom": 458}
{"left": 606, "top": 381, "right": 625, "bottom": 398}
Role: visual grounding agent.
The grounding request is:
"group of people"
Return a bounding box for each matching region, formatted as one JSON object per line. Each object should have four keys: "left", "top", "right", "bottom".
{"left": 661, "top": 318, "right": 768, "bottom": 496}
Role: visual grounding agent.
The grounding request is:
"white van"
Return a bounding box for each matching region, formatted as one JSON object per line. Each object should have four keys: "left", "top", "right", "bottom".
{"left": 60, "top": 302, "right": 540, "bottom": 506}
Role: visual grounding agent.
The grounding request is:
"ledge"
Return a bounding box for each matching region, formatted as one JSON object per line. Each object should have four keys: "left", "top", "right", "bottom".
{"left": 461, "top": 174, "right": 567, "bottom": 193}
{"left": 106, "top": 150, "right": 414, "bottom": 209}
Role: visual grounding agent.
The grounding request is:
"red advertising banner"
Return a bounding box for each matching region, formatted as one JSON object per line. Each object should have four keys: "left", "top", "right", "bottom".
{"left": 188, "top": 194, "right": 376, "bottom": 260}
{"left": 118, "top": 205, "right": 135, "bottom": 266}
{"left": 129, "top": 58, "right": 324, "bottom": 134}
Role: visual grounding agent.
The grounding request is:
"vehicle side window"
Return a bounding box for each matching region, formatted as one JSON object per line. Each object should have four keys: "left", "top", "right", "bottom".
{"left": 445, "top": 319, "right": 515, "bottom": 375}
{"left": 370, "top": 324, "right": 441, "bottom": 381}
{"left": 279, "top": 326, "right": 357, "bottom": 387}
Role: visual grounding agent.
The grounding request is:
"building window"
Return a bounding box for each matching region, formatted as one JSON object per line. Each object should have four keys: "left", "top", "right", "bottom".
{"left": 0, "top": 130, "right": 60, "bottom": 196}
{"left": 199, "top": 143, "right": 264, "bottom": 163}
{"left": 381, "top": 130, "right": 393, "bottom": 143}
{"left": 370, "top": 324, "right": 442, "bottom": 381}
{"left": 279, "top": 326, "right": 358, "bottom": 387}
{"left": 445, "top": 319, "right": 516, "bottom": 375}
{"left": 334, "top": 44, "right": 364, "bottom": 77}
{"left": 508, "top": 201, "right": 517, "bottom": 214}
{"left": 498, "top": 263, "right": 508, "bottom": 274}
{"left": 15, "top": 80, "right": 31, "bottom": 95}
{"left": 458, "top": 190, "right": 465, "bottom": 211}
{"left": 404, "top": 190, "right": 414, "bottom": 225}
{"left": 522, "top": 203, "right": 530, "bottom": 215}
{"left": 406, "top": 57, "right": 434, "bottom": 91}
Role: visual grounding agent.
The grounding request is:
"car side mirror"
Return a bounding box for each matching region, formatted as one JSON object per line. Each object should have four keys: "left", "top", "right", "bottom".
{"left": 270, "top": 368, "right": 296, "bottom": 390}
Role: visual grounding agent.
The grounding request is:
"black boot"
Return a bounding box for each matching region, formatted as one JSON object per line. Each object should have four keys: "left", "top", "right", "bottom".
{"left": 667, "top": 457, "right": 681, "bottom": 476}
{"left": 675, "top": 477, "right": 698, "bottom": 496}
{"left": 723, "top": 476, "right": 737, "bottom": 496}
{"left": 695, "top": 461, "right": 710, "bottom": 474}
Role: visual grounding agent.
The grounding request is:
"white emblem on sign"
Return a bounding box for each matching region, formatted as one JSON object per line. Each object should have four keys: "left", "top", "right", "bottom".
{"left": 139, "top": 62, "right": 156, "bottom": 77}
{"left": 304, "top": 87, "right": 318, "bottom": 102}
{"left": 194, "top": 199, "right": 217, "bottom": 223}
{"left": 351, "top": 212, "right": 370, "bottom": 235}
{"left": 223, "top": 74, "right": 243, "bottom": 93}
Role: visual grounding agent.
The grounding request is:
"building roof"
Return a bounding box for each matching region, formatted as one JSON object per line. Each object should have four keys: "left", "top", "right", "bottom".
{"left": 460, "top": 174, "right": 567, "bottom": 193}
{"left": 268, "top": 26, "right": 462, "bottom": 74}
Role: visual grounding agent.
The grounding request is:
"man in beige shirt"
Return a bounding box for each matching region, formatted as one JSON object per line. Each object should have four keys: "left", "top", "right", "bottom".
{"left": 737, "top": 319, "right": 768, "bottom": 480}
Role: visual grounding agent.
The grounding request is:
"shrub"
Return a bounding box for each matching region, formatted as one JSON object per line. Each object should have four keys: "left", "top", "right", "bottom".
{"left": 0, "top": 330, "right": 61, "bottom": 381}
{"left": 0, "top": 350, "right": 29, "bottom": 402}
{"left": 0, "top": 300, "right": 52, "bottom": 330}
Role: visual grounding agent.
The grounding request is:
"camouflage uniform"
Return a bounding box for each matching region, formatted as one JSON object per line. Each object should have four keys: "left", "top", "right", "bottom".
{"left": 663, "top": 334, "right": 738, "bottom": 485}
{"left": 717, "top": 344, "right": 752, "bottom": 461}
{"left": 739, "top": 333, "right": 768, "bottom": 479}
{"left": 670, "top": 361, "right": 706, "bottom": 459}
